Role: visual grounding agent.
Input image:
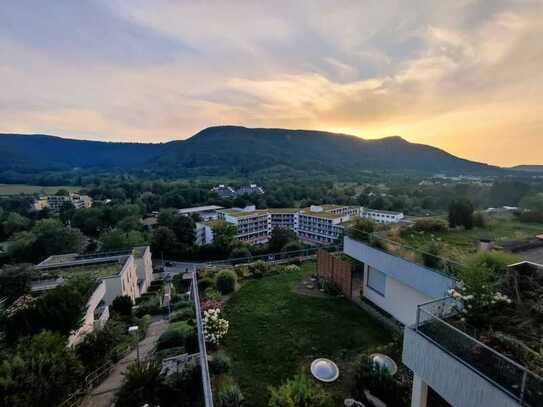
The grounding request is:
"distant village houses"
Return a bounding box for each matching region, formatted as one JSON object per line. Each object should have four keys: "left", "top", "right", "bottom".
{"left": 211, "top": 184, "right": 264, "bottom": 199}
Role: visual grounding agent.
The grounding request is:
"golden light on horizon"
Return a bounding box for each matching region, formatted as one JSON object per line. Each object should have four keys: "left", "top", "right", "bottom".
{"left": 1, "top": 1, "right": 542, "bottom": 166}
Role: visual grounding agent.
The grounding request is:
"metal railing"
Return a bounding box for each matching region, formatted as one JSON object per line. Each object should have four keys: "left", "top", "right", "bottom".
{"left": 346, "top": 227, "right": 462, "bottom": 277}
{"left": 191, "top": 271, "right": 214, "bottom": 407}
{"left": 415, "top": 297, "right": 543, "bottom": 406}
{"left": 204, "top": 244, "right": 339, "bottom": 268}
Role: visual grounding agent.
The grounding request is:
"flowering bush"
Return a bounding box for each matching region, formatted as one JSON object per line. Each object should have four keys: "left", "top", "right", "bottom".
{"left": 449, "top": 259, "right": 512, "bottom": 326}
{"left": 203, "top": 308, "right": 229, "bottom": 345}
{"left": 283, "top": 264, "right": 300, "bottom": 273}
{"left": 201, "top": 298, "right": 224, "bottom": 312}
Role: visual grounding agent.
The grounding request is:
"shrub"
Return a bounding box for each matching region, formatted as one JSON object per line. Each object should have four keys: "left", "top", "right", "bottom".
{"left": 204, "top": 287, "right": 223, "bottom": 301}
{"left": 348, "top": 218, "right": 375, "bottom": 241}
{"left": 234, "top": 266, "right": 250, "bottom": 280}
{"left": 114, "top": 361, "right": 164, "bottom": 407}
{"left": 268, "top": 374, "right": 332, "bottom": 407}
{"left": 170, "top": 308, "right": 195, "bottom": 322}
{"left": 473, "top": 212, "right": 487, "bottom": 228}
{"left": 352, "top": 356, "right": 410, "bottom": 407}
{"left": 172, "top": 273, "right": 191, "bottom": 293}
{"left": 519, "top": 211, "right": 543, "bottom": 223}
{"left": 203, "top": 308, "right": 229, "bottom": 345}
{"left": 209, "top": 351, "right": 231, "bottom": 376}
{"left": 230, "top": 246, "right": 252, "bottom": 260}
{"left": 421, "top": 241, "right": 442, "bottom": 269}
{"left": 218, "top": 382, "right": 244, "bottom": 407}
{"left": 283, "top": 264, "right": 300, "bottom": 273}
{"left": 171, "top": 300, "right": 191, "bottom": 311}
{"left": 321, "top": 279, "right": 342, "bottom": 296}
{"left": 201, "top": 298, "right": 224, "bottom": 312}
{"left": 111, "top": 295, "right": 133, "bottom": 318}
{"left": 369, "top": 235, "right": 387, "bottom": 250}
{"left": 156, "top": 321, "right": 194, "bottom": 351}
{"left": 147, "top": 280, "right": 164, "bottom": 293}
{"left": 281, "top": 240, "right": 303, "bottom": 252}
{"left": 198, "top": 277, "right": 215, "bottom": 292}
{"left": 134, "top": 295, "right": 163, "bottom": 317}
{"left": 248, "top": 260, "right": 270, "bottom": 278}
{"left": 413, "top": 218, "right": 449, "bottom": 233}
{"left": 216, "top": 270, "right": 237, "bottom": 294}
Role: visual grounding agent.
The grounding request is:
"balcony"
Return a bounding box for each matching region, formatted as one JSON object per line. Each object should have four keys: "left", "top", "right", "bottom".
{"left": 403, "top": 297, "right": 543, "bottom": 407}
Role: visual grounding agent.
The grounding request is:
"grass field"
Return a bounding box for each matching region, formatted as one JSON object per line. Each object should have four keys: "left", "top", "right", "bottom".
{"left": 397, "top": 214, "right": 543, "bottom": 262}
{"left": 0, "top": 184, "right": 80, "bottom": 195}
{"left": 222, "top": 263, "right": 393, "bottom": 406}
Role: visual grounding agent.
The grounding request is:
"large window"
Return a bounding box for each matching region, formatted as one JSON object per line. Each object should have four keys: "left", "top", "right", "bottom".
{"left": 367, "top": 266, "right": 386, "bottom": 296}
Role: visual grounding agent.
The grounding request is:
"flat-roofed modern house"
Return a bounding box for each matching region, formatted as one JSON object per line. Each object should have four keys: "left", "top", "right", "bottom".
{"left": 361, "top": 208, "right": 404, "bottom": 224}
{"left": 298, "top": 205, "right": 361, "bottom": 244}
{"left": 343, "top": 235, "right": 455, "bottom": 326}
{"left": 344, "top": 231, "right": 543, "bottom": 407}
{"left": 177, "top": 205, "right": 224, "bottom": 221}
{"left": 33, "top": 246, "right": 153, "bottom": 345}
{"left": 35, "top": 246, "right": 153, "bottom": 303}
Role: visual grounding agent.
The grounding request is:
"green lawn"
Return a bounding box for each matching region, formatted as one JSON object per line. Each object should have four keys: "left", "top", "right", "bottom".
{"left": 0, "top": 183, "right": 80, "bottom": 195}
{"left": 222, "top": 263, "right": 393, "bottom": 406}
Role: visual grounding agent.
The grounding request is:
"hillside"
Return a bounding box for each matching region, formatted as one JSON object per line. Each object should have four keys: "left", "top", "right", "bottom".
{"left": 511, "top": 165, "right": 543, "bottom": 173}
{"left": 0, "top": 134, "right": 167, "bottom": 171}
{"left": 0, "top": 126, "right": 498, "bottom": 177}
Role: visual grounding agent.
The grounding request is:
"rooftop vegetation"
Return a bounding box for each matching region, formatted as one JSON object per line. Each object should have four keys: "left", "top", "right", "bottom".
{"left": 221, "top": 262, "right": 393, "bottom": 406}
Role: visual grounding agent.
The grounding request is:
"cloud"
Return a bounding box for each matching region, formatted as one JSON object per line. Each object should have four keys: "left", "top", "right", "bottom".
{"left": 0, "top": 0, "right": 542, "bottom": 165}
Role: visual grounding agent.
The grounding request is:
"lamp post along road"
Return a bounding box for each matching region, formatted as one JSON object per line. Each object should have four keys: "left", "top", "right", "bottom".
{"left": 128, "top": 325, "right": 140, "bottom": 366}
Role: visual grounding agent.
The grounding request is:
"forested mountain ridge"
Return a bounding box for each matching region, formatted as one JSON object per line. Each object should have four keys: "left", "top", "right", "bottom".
{"left": 0, "top": 126, "right": 498, "bottom": 176}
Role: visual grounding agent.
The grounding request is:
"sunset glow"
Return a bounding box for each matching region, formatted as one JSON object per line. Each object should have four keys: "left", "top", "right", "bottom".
{"left": 1, "top": 1, "right": 542, "bottom": 166}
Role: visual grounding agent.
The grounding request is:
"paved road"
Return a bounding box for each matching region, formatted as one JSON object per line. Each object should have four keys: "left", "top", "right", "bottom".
{"left": 80, "top": 318, "right": 169, "bottom": 407}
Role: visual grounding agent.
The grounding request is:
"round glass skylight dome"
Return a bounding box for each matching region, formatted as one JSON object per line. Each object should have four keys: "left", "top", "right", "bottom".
{"left": 310, "top": 358, "right": 339, "bottom": 382}
{"left": 369, "top": 353, "right": 398, "bottom": 376}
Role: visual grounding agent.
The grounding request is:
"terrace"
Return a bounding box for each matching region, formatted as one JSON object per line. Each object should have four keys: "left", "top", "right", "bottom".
{"left": 345, "top": 217, "right": 543, "bottom": 406}
{"left": 405, "top": 295, "right": 543, "bottom": 407}
{"left": 219, "top": 262, "right": 396, "bottom": 406}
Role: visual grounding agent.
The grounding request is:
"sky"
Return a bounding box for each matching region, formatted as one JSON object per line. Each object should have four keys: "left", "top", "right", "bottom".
{"left": 1, "top": 1, "right": 542, "bottom": 167}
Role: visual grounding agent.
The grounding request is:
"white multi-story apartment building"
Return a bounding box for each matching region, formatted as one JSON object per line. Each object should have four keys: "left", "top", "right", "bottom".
{"left": 199, "top": 204, "right": 361, "bottom": 246}
{"left": 217, "top": 206, "right": 270, "bottom": 244}
{"left": 361, "top": 208, "right": 404, "bottom": 224}
{"left": 32, "top": 193, "right": 93, "bottom": 213}
{"left": 297, "top": 205, "right": 361, "bottom": 244}
{"left": 269, "top": 208, "right": 299, "bottom": 230}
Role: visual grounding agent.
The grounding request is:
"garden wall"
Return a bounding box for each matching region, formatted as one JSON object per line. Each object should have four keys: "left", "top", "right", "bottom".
{"left": 316, "top": 250, "right": 353, "bottom": 298}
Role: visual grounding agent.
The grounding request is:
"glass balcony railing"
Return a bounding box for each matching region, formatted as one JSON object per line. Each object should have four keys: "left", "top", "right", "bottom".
{"left": 415, "top": 297, "right": 543, "bottom": 406}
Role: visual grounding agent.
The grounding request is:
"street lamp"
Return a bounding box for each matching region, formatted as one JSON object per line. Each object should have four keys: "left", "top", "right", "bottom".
{"left": 128, "top": 325, "right": 140, "bottom": 365}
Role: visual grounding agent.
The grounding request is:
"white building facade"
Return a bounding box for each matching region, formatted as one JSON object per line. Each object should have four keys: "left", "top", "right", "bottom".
{"left": 197, "top": 205, "right": 362, "bottom": 246}
{"left": 361, "top": 208, "right": 404, "bottom": 224}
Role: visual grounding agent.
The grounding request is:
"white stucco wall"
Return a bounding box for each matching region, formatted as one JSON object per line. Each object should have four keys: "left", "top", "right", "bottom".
{"left": 363, "top": 266, "right": 433, "bottom": 326}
